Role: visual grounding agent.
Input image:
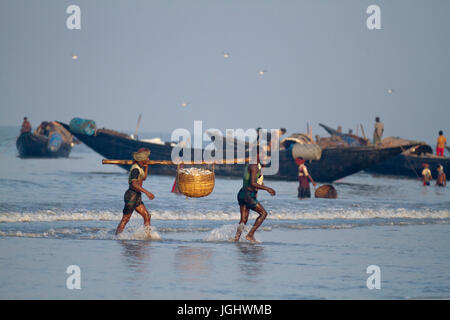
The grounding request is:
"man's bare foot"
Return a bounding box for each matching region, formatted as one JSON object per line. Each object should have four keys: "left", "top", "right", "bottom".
{"left": 245, "top": 234, "right": 260, "bottom": 244}
{"left": 233, "top": 230, "right": 243, "bottom": 242}
{"left": 144, "top": 226, "right": 152, "bottom": 238}
{"left": 232, "top": 224, "right": 245, "bottom": 242}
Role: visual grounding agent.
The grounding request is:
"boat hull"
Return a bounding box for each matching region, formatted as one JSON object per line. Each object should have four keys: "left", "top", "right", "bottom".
{"left": 366, "top": 154, "right": 450, "bottom": 179}
{"left": 16, "top": 132, "right": 72, "bottom": 158}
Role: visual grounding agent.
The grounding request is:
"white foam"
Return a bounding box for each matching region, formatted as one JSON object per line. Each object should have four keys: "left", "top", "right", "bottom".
{"left": 0, "top": 210, "right": 120, "bottom": 223}
{"left": 116, "top": 225, "right": 161, "bottom": 241}
{"left": 203, "top": 224, "right": 261, "bottom": 243}
{"left": 0, "top": 230, "right": 49, "bottom": 238}
{"left": 0, "top": 208, "right": 448, "bottom": 223}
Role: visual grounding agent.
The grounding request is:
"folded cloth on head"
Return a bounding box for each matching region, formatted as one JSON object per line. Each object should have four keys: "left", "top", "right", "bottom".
{"left": 133, "top": 148, "right": 151, "bottom": 162}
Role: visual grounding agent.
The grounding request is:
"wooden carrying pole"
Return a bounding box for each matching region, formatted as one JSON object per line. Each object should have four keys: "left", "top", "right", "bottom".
{"left": 102, "top": 158, "right": 249, "bottom": 166}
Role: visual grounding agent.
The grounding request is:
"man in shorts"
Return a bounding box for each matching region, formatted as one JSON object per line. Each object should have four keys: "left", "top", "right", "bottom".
{"left": 115, "top": 148, "right": 155, "bottom": 236}
{"left": 234, "top": 144, "right": 276, "bottom": 243}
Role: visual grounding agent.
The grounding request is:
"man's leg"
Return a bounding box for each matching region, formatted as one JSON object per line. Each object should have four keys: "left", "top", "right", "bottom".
{"left": 116, "top": 214, "right": 132, "bottom": 235}
{"left": 246, "top": 203, "right": 268, "bottom": 243}
{"left": 234, "top": 205, "right": 249, "bottom": 241}
{"left": 135, "top": 204, "right": 151, "bottom": 235}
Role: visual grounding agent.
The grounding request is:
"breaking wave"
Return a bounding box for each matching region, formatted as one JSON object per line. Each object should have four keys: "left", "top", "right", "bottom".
{"left": 0, "top": 208, "right": 448, "bottom": 223}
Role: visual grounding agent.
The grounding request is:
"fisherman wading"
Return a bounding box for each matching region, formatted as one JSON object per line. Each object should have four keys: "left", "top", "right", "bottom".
{"left": 234, "top": 144, "right": 276, "bottom": 244}
{"left": 116, "top": 148, "right": 155, "bottom": 236}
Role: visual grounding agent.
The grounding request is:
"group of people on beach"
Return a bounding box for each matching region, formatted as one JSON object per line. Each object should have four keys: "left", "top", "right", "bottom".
{"left": 372, "top": 117, "right": 447, "bottom": 187}
{"left": 421, "top": 130, "right": 447, "bottom": 187}
{"left": 21, "top": 116, "right": 447, "bottom": 241}
{"left": 115, "top": 141, "right": 319, "bottom": 243}
{"left": 115, "top": 123, "right": 447, "bottom": 242}
{"left": 422, "top": 163, "right": 446, "bottom": 187}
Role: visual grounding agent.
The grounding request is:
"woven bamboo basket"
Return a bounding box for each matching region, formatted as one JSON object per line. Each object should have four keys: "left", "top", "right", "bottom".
{"left": 177, "top": 167, "right": 215, "bottom": 198}
{"left": 314, "top": 184, "right": 338, "bottom": 199}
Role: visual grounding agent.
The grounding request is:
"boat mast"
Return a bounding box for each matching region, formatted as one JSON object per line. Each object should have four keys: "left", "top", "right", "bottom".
{"left": 134, "top": 114, "right": 142, "bottom": 140}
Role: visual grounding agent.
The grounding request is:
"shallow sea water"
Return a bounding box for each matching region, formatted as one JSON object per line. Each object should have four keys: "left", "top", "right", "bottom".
{"left": 0, "top": 127, "right": 449, "bottom": 299}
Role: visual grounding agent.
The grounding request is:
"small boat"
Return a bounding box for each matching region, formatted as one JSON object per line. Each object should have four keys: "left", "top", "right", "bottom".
{"left": 16, "top": 121, "right": 75, "bottom": 158}
{"left": 58, "top": 118, "right": 416, "bottom": 182}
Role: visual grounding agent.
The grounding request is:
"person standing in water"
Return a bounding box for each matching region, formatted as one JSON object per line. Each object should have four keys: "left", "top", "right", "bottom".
{"left": 234, "top": 144, "right": 276, "bottom": 243}
{"left": 296, "top": 157, "right": 317, "bottom": 199}
{"left": 116, "top": 148, "right": 155, "bottom": 236}
{"left": 421, "top": 163, "right": 432, "bottom": 186}
{"left": 436, "top": 165, "right": 446, "bottom": 187}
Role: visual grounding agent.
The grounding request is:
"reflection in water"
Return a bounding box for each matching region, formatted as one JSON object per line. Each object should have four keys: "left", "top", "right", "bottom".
{"left": 174, "top": 246, "right": 212, "bottom": 283}
{"left": 235, "top": 243, "right": 265, "bottom": 282}
{"left": 119, "top": 240, "right": 152, "bottom": 274}
{"left": 335, "top": 181, "right": 392, "bottom": 196}
{"left": 117, "top": 240, "right": 153, "bottom": 299}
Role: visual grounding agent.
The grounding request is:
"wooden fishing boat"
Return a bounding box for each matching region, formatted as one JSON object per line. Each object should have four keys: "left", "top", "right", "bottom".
{"left": 367, "top": 143, "right": 449, "bottom": 179}
{"left": 58, "top": 120, "right": 416, "bottom": 182}
{"left": 368, "top": 153, "right": 449, "bottom": 179}
{"left": 16, "top": 121, "right": 74, "bottom": 158}
{"left": 317, "top": 124, "right": 449, "bottom": 179}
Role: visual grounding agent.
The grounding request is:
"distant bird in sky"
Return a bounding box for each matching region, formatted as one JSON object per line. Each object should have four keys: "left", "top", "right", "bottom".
{"left": 223, "top": 52, "right": 230, "bottom": 58}
{"left": 181, "top": 101, "right": 190, "bottom": 108}
{"left": 258, "top": 70, "right": 268, "bottom": 76}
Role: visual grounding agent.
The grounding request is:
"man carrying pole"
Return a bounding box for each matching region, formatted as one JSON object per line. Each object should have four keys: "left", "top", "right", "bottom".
{"left": 116, "top": 148, "right": 155, "bottom": 236}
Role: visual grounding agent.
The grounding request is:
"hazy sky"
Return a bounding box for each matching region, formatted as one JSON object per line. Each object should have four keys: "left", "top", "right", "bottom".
{"left": 1, "top": 0, "right": 449, "bottom": 145}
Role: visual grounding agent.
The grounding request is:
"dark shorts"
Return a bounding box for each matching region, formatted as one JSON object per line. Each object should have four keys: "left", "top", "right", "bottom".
{"left": 237, "top": 188, "right": 259, "bottom": 210}
{"left": 298, "top": 186, "right": 311, "bottom": 199}
{"left": 123, "top": 189, "right": 143, "bottom": 215}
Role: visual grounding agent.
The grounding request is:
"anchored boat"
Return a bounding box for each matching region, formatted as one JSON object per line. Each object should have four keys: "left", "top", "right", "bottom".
{"left": 366, "top": 137, "right": 449, "bottom": 179}
{"left": 16, "top": 121, "right": 75, "bottom": 158}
